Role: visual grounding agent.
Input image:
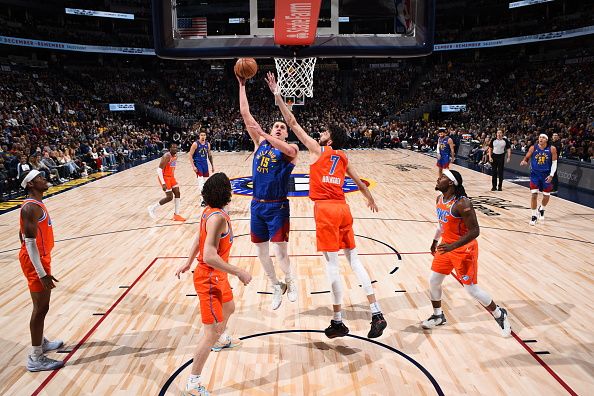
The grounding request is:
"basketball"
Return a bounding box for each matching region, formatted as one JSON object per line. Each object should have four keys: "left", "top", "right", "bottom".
{"left": 234, "top": 58, "right": 258, "bottom": 79}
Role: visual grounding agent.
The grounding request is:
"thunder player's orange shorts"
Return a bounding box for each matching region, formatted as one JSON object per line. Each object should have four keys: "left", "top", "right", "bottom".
{"left": 193, "top": 266, "right": 233, "bottom": 324}
{"left": 158, "top": 176, "right": 178, "bottom": 192}
{"left": 431, "top": 239, "right": 478, "bottom": 285}
{"left": 313, "top": 200, "right": 356, "bottom": 252}
{"left": 19, "top": 250, "right": 51, "bottom": 293}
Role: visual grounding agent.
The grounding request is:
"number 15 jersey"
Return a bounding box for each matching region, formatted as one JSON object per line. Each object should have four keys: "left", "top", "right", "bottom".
{"left": 252, "top": 141, "right": 295, "bottom": 200}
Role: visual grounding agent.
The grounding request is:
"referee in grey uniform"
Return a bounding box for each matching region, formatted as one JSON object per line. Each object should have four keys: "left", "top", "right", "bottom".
{"left": 488, "top": 129, "right": 511, "bottom": 191}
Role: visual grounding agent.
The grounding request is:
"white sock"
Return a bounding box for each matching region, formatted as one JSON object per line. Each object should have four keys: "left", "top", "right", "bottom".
{"left": 532, "top": 209, "right": 538, "bottom": 217}
{"left": 218, "top": 331, "right": 229, "bottom": 344}
{"left": 433, "top": 307, "right": 442, "bottom": 316}
{"left": 30, "top": 345, "right": 43, "bottom": 358}
{"left": 333, "top": 311, "right": 342, "bottom": 322}
{"left": 174, "top": 198, "right": 180, "bottom": 215}
{"left": 150, "top": 202, "right": 160, "bottom": 210}
{"left": 492, "top": 306, "right": 502, "bottom": 318}
{"left": 370, "top": 302, "right": 381, "bottom": 314}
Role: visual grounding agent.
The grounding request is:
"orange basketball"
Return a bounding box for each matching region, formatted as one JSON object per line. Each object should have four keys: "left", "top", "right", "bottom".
{"left": 234, "top": 58, "right": 258, "bottom": 79}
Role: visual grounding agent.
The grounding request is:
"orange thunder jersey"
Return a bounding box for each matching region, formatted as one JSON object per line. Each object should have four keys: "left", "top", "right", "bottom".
{"left": 197, "top": 207, "right": 233, "bottom": 270}
{"left": 19, "top": 199, "right": 54, "bottom": 257}
{"left": 309, "top": 146, "right": 348, "bottom": 201}
{"left": 436, "top": 195, "right": 468, "bottom": 244}
{"left": 162, "top": 154, "right": 177, "bottom": 178}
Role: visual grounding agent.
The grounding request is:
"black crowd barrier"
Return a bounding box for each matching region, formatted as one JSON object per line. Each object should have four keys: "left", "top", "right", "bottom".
{"left": 457, "top": 142, "right": 594, "bottom": 192}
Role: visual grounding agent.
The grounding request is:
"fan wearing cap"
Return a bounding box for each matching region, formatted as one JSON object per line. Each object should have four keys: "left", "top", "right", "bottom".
{"left": 422, "top": 169, "right": 511, "bottom": 337}
{"left": 18, "top": 170, "right": 65, "bottom": 372}
{"left": 520, "top": 133, "right": 558, "bottom": 225}
{"left": 436, "top": 127, "right": 455, "bottom": 176}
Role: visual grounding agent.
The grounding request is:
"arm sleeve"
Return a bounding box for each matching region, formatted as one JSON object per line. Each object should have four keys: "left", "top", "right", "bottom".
{"left": 157, "top": 167, "right": 165, "bottom": 184}
{"left": 550, "top": 160, "right": 557, "bottom": 176}
{"left": 433, "top": 225, "right": 443, "bottom": 242}
{"left": 24, "top": 238, "right": 47, "bottom": 278}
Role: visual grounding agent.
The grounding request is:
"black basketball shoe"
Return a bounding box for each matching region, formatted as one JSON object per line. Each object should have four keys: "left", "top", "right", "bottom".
{"left": 324, "top": 320, "right": 349, "bottom": 339}
{"left": 367, "top": 313, "right": 387, "bottom": 338}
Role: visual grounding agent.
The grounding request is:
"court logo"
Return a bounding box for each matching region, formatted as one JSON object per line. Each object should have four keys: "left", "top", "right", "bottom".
{"left": 386, "top": 163, "right": 429, "bottom": 172}
{"left": 230, "top": 173, "right": 372, "bottom": 197}
{"left": 469, "top": 195, "right": 529, "bottom": 216}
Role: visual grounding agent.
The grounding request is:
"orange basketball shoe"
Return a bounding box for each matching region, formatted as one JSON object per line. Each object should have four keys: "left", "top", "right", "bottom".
{"left": 173, "top": 214, "right": 186, "bottom": 222}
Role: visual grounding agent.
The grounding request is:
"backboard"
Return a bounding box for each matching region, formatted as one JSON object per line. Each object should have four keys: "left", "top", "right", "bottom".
{"left": 153, "top": 0, "right": 435, "bottom": 59}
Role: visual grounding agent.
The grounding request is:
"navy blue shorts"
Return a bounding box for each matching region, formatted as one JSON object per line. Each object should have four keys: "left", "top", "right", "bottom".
{"left": 194, "top": 161, "right": 209, "bottom": 177}
{"left": 530, "top": 171, "right": 552, "bottom": 192}
{"left": 436, "top": 156, "right": 451, "bottom": 169}
{"left": 250, "top": 200, "right": 290, "bottom": 243}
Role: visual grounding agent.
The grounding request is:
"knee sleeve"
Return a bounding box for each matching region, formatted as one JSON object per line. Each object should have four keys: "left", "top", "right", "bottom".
{"left": 323, "top": 252, "right": 343, "bottom": 305}
{"left": 344, "top": 248, "right": 373, "bottom": 295}
{"left": 429, "top": 272, "right": 446, "bottom": 301}
{"left": 463, "top": 284, "right": 492, "bottom": 306}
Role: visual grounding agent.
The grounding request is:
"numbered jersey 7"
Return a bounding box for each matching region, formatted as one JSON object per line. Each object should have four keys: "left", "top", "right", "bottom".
{"left": 309, "top": 146, "right": 348, "bottom": 201}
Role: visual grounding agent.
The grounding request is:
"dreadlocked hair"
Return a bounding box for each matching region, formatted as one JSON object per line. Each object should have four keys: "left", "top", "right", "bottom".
{"left": 449, "top": 170, "right": 467, "bottom": 198}
{"left": 202, "top": 172, "right": 232, "bottom": 209}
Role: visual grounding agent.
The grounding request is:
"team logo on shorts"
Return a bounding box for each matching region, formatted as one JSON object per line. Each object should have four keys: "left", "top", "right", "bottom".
{"left": 230, "top": 173, "right": 372, "bottom": 197}
{"left": 461, "top": 275, "right": 470, "bottom": 282}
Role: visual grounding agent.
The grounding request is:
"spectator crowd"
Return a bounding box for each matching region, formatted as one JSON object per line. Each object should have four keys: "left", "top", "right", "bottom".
{"left": 1, "top": 56, "right": 592, "bottom": 201}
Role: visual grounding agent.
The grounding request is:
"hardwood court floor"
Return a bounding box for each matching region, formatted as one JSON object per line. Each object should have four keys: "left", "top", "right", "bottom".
{"left": 0, "top": 149, "right": 592, "bottom": 395}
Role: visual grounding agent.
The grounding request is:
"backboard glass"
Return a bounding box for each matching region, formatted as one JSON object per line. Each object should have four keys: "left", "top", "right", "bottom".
{"left": 153, "top": 0, "right": 434, "bottom": 59}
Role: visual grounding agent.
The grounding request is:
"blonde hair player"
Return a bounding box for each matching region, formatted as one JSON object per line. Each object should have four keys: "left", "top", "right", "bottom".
{"left": 423, "top": 169, "right": 511, "bottom": 337}
{"left": 237, "top": 73, "right": 299, "bottom": 310}
{"left": 263, "top": 72, "right": 387, "bottom": 339}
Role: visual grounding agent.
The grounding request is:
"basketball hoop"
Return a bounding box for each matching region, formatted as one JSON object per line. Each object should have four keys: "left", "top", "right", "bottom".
{"left": 274, "top": 57, "right": 317, "bottom": 99}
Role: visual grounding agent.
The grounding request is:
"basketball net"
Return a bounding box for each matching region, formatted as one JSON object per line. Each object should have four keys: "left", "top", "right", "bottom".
{"left": 274, "top": 57, "right": 317, "bottom": 99}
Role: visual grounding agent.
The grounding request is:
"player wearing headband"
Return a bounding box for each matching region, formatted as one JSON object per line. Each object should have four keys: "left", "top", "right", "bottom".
{"left": 422, "top": 169, "right": 511, "bottom": 337}
{"left": 18, "top": 170, "right": 65, "bottom": 371}
{"left": 520, "top": 133, "right": 557, "bottom": 225}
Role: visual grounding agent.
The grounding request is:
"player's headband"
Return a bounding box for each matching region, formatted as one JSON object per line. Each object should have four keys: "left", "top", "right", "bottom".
{"left": 539, "top": 133, "right": 548, "bottom": 140}
{"left": 21, "top": 170, "right": 41, "bottom": 188}
{"left": 443, "top": 169, "right": 458, "bottom": 186}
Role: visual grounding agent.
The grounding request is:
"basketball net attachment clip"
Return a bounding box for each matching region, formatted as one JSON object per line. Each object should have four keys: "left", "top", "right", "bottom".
{"left": 274, "top": 57, "right": 317, "bottom": 105}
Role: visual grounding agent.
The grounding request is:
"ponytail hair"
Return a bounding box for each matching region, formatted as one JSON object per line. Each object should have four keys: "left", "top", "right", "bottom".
{"left": 449, "top": 170, "right": 467, "bottom": 198}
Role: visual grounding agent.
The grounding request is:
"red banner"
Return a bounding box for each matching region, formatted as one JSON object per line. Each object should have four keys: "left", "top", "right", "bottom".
{"left": 274, "top": 0, "right": 321, "bottom": 46}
